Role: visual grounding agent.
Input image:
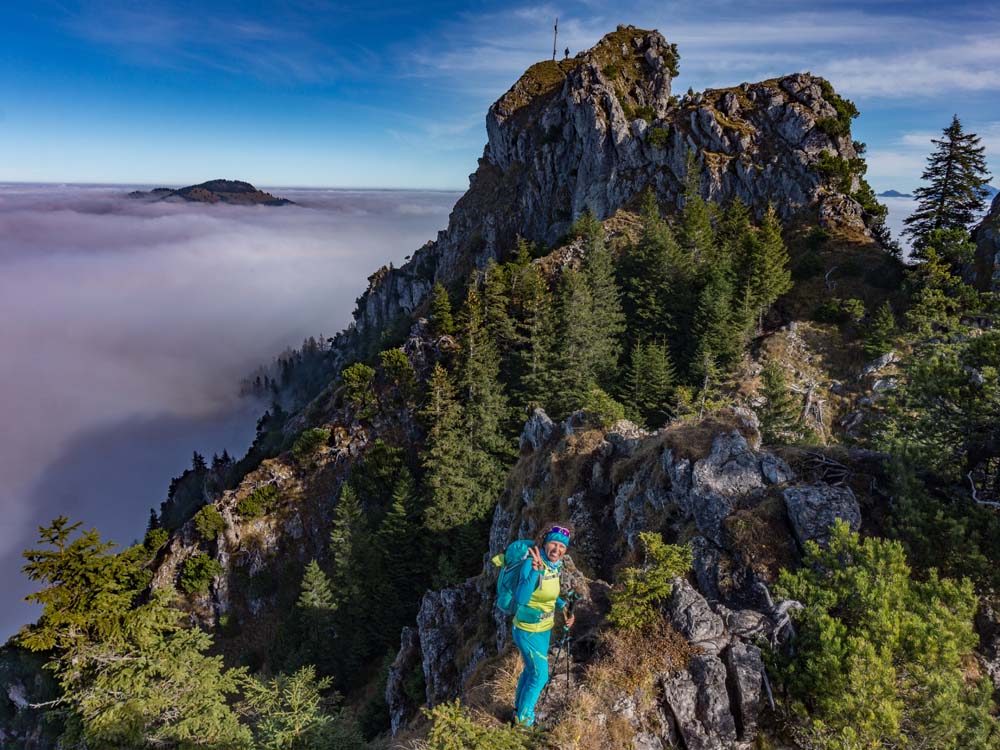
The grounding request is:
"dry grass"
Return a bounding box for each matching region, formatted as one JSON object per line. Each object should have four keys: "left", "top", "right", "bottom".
{"left": 464, "top": 647, "right": 523, "bottom": 721}
{"left": 544, "top": 619, "right": 692, "bottom": 750}
{"left": 722, "top": 493, "right": 799, "bottom": 584}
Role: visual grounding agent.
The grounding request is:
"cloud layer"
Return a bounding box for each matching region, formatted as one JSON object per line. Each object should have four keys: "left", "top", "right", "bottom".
{"left": 0, "top": 184, "right": 458, "bottom": 638}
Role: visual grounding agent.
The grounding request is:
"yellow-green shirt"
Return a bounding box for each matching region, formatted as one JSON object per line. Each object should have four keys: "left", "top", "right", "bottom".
{"left": 513, "top": 559, "right": 563, "bottom": 633}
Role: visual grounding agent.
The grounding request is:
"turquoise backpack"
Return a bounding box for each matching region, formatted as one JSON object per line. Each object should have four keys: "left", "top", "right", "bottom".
{"left": 491, "top": 539, "right": 535, "bottom": 615}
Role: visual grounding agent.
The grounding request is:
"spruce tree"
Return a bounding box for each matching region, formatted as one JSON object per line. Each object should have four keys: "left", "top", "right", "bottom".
{"left": 624, "top": 341, "right": 675, "bottom": 428}
{"left": 691, "top": 263, "right": 739, "bottom": 383}
{"left": 21, "top": 518, "right": 250, "bottom": 749}
{"left": 759, "top": 361, "right": 800, "bottom": 443}
{"left": 420, "top": 364, "right": 479, "bottom": 532}
{"left": 677, "top": 151, "right": 714, "bottom": 266}
{"left": 581, "top": 225, "right": 626, "bottom": 386}
{"left": 511, "top": 260, "right": 555, "bottom": 409}
{"left": 864, "top": 301, "right": 897, "bottom": 359}
{"left": 329, "top": 483, "right": 365, "bottom": 606}
{"left": 429, "top": 282, "right": 455, "bottom": 336}
{"left": 482, "top": 259, "right": 517, "bottom": 384}
{"left": 619, "top": 189, "right": 683, "bottom": 346}
{"left": 549, "top": 268, "right": 597, "bottom": 417}
{"left": 746, "top": 205, "right": 792, "bottom": 330}
{"left": 903, "top": 115, "right": 991, "bottom": 247}
{"left": 298, "top": 559, "right": 335, "bottom": 612}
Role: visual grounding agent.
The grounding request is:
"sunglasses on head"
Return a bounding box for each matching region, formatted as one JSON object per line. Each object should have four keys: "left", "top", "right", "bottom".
{"left": 548, "top": 526, "right": 571, "bottom": 537}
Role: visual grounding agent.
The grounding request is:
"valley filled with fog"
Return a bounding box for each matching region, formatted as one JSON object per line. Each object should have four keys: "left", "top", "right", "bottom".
{"left": 0, "top": 184, "right": 459, "bottom": 638}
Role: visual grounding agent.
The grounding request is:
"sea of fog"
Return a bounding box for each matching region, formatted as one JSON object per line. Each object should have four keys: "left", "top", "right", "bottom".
{"left": 0, "top": 184, "right": 460, "bottom": 640}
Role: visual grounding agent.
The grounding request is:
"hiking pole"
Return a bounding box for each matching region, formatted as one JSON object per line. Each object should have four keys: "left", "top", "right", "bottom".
{"left": 540, "top": 590, "right": 579, "bottom": 704}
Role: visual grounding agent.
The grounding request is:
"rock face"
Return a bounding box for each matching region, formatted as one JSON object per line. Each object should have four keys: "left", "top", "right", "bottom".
{"left": 330, "top": 25, "right": 874, "bottom": 365}
{"left": 783, "top": 484, "right": 861, "bottom": 548}
{"left": 973, "top": 192, "right": 1000, "bottom": 292}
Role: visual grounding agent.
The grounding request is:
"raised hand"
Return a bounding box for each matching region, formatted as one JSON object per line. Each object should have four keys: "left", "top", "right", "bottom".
{"left": 528, "top": 545, "right": 544, "bottom": 571}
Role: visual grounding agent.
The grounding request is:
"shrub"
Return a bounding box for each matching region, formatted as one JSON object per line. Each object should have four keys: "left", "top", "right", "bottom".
{"left": 424, "top": 700, "right": 536, "bottom": 750}
{"left": 179, "top": 552, "right": 223, "bottom": 595}
{"left": 601, "top": 63, "right": 620, "bottom": 78}
{"left": 341, "top": 362, "right": 377, "bottom": 417}
{"left": 292, "top": 428, "right": 330, "bottom": 462}
{"left": 581, "top": 386, "right": 626, "bottom": 427}
{"left": 773, "top": 520, "right": 996, "bottom": 749}
{"left": 815, "top": 79, "right": 859, "bottom": 138}
{"left": 193, "top": 504, "right": 225, "bottom": 541}
{"left": 812, "top": 297, "right": 865, "bottom": 325}
{"left": 143, "top": 527, "right": 169, "bottom": 552}
{"left": 632, "top": 104, "right": 656, "bottom": 123}
{"left": 236, "top": 484, "right": 279, "bottom": 518}
{"left": 646, "top": 126, "right": 671, "bottom": 149}
{"left": 379, "top": 348, "right": 415, "bottom": 394}
{"left": 608, "top": 532, "right": 692, "bottom": 631}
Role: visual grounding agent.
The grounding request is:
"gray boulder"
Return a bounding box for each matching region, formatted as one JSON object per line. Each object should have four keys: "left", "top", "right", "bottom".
{"left": 782, "top": 484, "right": 861, "bottom": 547}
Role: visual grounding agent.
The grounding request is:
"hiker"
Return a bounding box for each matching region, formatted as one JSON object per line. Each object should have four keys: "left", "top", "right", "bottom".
{"left": 511, "top": 523, "right": 575, "bottom": 727}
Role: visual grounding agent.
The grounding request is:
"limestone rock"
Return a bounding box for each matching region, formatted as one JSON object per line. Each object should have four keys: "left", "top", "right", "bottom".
{"left": 520, "top": 407, "right": 555, "bottom": 452}
{"left": 972, "top": 192, "right": 1000, "bottom": 292}
{"left": 783, "top": 484, "right": 861, "bottom": 547}
{"left": 667, "top": 578, "right": 727, "bottom": 651}
{"left": 724, "top": 642, "right": 765, "bottom": 739}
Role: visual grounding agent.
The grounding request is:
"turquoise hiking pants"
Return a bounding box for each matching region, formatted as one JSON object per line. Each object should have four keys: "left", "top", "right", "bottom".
{"left": 512, "top": 624, "right": 551, "bottom": 726}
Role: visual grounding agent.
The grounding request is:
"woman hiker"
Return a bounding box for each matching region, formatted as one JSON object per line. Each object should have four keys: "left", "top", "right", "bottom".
{"left": 511, "top": 523, "right": 576, "bottom": 727}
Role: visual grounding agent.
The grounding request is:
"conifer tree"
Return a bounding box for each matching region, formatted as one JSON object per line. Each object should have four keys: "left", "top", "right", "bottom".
{"left": 903, "top": 115, "right": 991, "bottom": 247}
{"left": 21, "top": 518, "right": 250, "bottom": 749}
{"left": 745, "top": 205, "right": 792, "bottom": 329}
{"left": 511, "top": 261, "right": 554, "bottom": 409}
{"left": 420, "top": 364, "right": 479, "bottom": 532}
{"left": 864, "top": 301, "right": 897, "bottom": 359}
{"left": 549, "top": 268, "right": 597, "bottom": 417}
{"left": 619, "top": 189, "right": 683, "bottom": 346}
{"left": 298, "top": 559, "right": 335, "bottom": 613}
{"left": 329, "top": 484, "right": 365, "bottom": 606}
{"left": 374, "top": 468, "right": 423, "bottom": 644}
{"left": 691, "top": 263, "right": 739, "bottom": 382}
{"left": 581, "top": 223, "right": 626, "bottom": 385}
{"left": 482, "top": 259, "right": 517, "bottom": 382}
{"left": 759, "top": 361, "right": 800, "bottom": 443}
{"left": 429, "top": 282, "right": 455, "bottom": 336}
{"left": 677, "top": 151, "right": 714, "bottom": 266}
{"left": 624, "top": 341, "right": 675, "bottom": 428}
{"left": 457, "top": 276, "right": 513, "bottom": 464}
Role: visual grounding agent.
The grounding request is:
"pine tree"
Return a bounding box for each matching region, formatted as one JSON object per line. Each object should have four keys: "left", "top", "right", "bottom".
{"left": 549, "top": 268, "right": 597, "bottom": 417}
{"left": 374, "top": 468, "right": 423, "bottom": 645}
{"left": 619, "top": 189, "right": 682, "bottom": 345}
{"left": 624, "top": 341, "right": 675, "bottom": 428}
{"left": 429, "top": 282, "right": 455, "bottom": 336}
{"left": 691, "top": 263, "right": 739, "bottom": 383}
{"left": 903, "top": 115, "right": 991, "bottom": 247}
{"left": 581, "top": 225, "right": 626, "bottom": 386}
{"left": 745, "top": 205, "right": 792, "bottom": 330}
{"left": 329, "top": 484, "right": 366, "bottom": 606}
{"left": 864, "top": 301, "right": 897, "bottom": 359}
{"left": 420, "top": 364, "right": 479, "bottom": 532}
{"left": 759, "top": 361, "right": 800, "bottom": 443}
{"left": 192, "top": 451, "right": 207, "bottom": 472}
{"left": 21, "top": 517, "right": 250, "bottom": 749}
{"left": 677, "top": 151, "right": 714, "bottom": 266}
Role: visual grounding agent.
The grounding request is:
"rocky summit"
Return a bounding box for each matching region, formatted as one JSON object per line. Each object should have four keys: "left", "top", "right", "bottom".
{"left": 337, "top": 25, "right": 877, "bottom": 364}
{"left": 128, "top": 179, "right": 293, "bottom": 205}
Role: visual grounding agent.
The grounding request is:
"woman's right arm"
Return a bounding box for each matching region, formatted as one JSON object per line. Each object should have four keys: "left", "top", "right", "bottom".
{"left": 513, "top": 556, "right": 540, "bottom": 606}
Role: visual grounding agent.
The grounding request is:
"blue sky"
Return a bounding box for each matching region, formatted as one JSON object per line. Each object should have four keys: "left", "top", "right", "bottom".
{"left": 2, "top": 0, "right": 998, "bottom": 190}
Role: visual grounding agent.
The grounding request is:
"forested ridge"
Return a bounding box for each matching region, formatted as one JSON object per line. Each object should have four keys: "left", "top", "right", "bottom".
{"left": 3, "top": 25, "right": 999, "bottom": 750}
